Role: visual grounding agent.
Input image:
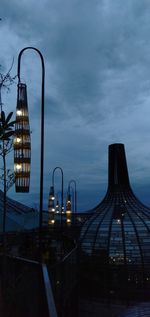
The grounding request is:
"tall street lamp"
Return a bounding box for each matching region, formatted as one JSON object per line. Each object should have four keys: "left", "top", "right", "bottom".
{"left": 68, "top": 179, "right": 77, "bottom": 213}
{"left": 66, "top": 190, "right": 72, "bottom": 225}
{"left": 48, "top": 189, "right": 61, "bottom": 225}
{"left": 48, "top": 167, "right": 64, "bottom": 226}
{"left": 55, "top": 192, "right": 60, "bottom": 214}
{"left": 14, "top": 47, "right": 45, "bottom": 236}
{"left": 67, "top": 179, "right": 77, "bottom": 225}
{"left": 48, "top": 185, "right": 55, "bottom": 224}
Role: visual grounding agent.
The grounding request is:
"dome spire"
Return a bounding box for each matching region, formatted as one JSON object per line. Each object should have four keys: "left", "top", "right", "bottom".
{"left": 80, "top": 143, "right": 150, "bottom": 300}
{"left": 108, "top": 143, "right": 130, "bottom": 189}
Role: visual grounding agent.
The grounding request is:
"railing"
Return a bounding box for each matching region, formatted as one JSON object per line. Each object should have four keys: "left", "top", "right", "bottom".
{"left": 42, "top": 264, "right": 58, "bottom": 317}
{"left": 0, "top": 228, "right": 76, "bottom": 263}
{"left": 0, "top": 255, "right": 58, "bottom": 317}
{"left": 0, "top": 229, "right": 79, "bottom": 317}
{"left": 48, "top": 246, "right": 78, "bottom": 317}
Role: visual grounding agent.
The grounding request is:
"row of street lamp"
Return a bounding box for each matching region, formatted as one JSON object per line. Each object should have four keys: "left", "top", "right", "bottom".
{"left": 12, "top": 46, "right": 77, "bottom": 234}
{"left": 48, "top": 167, "right": 77, "bottom": 225}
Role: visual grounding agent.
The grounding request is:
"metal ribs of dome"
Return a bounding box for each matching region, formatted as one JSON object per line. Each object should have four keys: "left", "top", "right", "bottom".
{"left": 80, "top": 144, "right": 150, "bottom": 278}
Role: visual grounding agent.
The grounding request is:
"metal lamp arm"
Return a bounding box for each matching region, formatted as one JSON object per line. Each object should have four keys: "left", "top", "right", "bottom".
{"left": 17, "top": 46, "right": 45, "bottom": 231}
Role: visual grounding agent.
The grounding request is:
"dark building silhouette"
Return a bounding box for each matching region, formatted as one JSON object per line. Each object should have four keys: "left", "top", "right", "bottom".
{"left": 1, "top": 143, "right": 150, "bottom": 317}
{"left": 80, "top": 143, "right": 150, "bottom": 302}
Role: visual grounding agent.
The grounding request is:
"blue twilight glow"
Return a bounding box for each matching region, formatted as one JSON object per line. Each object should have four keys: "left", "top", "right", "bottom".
{"left": 0, "top": 1, "right": 150, "bottom": 211}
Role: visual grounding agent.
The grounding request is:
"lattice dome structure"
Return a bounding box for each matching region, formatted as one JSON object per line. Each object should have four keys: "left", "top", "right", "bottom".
{"left": 80, "top": 144, "right": 150, "bottom": 300}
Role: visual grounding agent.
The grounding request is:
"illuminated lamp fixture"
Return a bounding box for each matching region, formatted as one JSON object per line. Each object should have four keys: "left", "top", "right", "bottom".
{"left": 66, "top": 193, "right": 72, "bottom": 225}
{"left": 55, "top": 193, "right": 60, "bottom": 214}
{"left": 48, "top": 186, "right": 55, "bottom": 225}
{"left": 14, "top": 83, "right": 31, "bottom": 192}
{"left": 14, "top": 47, "right": 45, "bottom": 262}
{"left": 67, "top": 179, "right": 77, "bottom": 223}
{"left": 51, "top": 167, "right": 64, "bottom": 226}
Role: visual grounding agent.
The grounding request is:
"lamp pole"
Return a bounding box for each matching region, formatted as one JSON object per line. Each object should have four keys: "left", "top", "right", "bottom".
{"left": 52, "top": 167, "right": 64, "bottom": 226}
{"left": 70, "top": 186, "right": 75, "bottom": 212}
{"left": 17, "top": 47, "right": 45, "bottom": 251}
{"left": 68, "top": 179, "right": 77, "bottom": 213}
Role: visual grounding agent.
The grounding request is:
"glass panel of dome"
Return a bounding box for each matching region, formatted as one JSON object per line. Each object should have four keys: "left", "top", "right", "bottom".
{"left": 80, "top": 144, "right": 150, "bottom": 299}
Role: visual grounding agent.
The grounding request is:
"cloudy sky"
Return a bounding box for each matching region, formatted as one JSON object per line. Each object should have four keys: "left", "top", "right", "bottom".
{"left": 0, "top": 0, "right": 150, "bottom": 211}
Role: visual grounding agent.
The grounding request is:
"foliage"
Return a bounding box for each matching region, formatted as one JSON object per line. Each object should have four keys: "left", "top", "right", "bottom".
{"left": 0, "top": 60, "right": 16, "bottom": 93}
{"left": 0, "top": 168, "right": 15, "bottom": 192}
{"left": 0, "top": 111, "right": 15, "bottom": 141}
{"left": 0, "top": 111, "right": 16, "bottom": 159}
{"left": 0, "top": 63, "right": 16, "bottom": 233}
{"left": 0, "top": 111, "right": 16, "bottom": 192}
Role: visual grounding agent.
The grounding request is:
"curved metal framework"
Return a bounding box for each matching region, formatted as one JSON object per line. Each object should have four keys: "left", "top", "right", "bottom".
{"left": 49, "top": 167, "right": 64, "bottom": 225}
{"left": 68, "top": 179, "right": 77, "bottom": 213}
{"left": 14, "top": 47, "right": 45, "bottom": 233}
{"left": 48, "top": 186, "right": 55, "bottom": 224}
{"left": 66, "top": 192, "right": 72, "bottom": 225}
{"left": 14, "top": 83, "right": 31, "bottom": 192}
{"left": 80, "top": 144, "right": 150, "bottom": 296}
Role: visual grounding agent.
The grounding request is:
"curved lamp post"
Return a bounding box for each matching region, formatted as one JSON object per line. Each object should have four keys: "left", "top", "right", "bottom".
{"left": 48, "top": 189, "right": 61, "bottom": 225}
{"left": 49, "top": 167, "right": 64, "bottom": 225}
{"left": 68, "top": 179, "right": 77, "bottom": 213}
{"left": 14, "top": 47, "right": 45, "bottom": 234}
{"left": 67, "top": 179, "right": 77, "bottom": 224}
{"left": 66, "top": 189, "right": 72, "bottom": 224}
{"left": 48, "top": 186, "right": 55, "bottom": 224}
{"left": 55, "top": 192, "right": 60, "bottom": 214}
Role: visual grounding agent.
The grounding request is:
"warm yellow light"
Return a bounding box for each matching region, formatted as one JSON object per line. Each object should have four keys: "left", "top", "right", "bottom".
{"left": 16, "top": 110, "right": 23, "bottom": 116}
{"left": 52, "top": 208, "right": 55, "bottom": 212}
{"left": 67, "top": 219, "right": 71, "bottom": 223}
{"left": 48, "top": 219, "right": 55, "bottom": 225}
{"left": 15, "top": 164, "right": 22, "bottom": 170}
{"left": 66, "top": 210, "right": 71, "bottom": 214}
{"left": 14, "top": 137, "right": 21, "bottom": 144}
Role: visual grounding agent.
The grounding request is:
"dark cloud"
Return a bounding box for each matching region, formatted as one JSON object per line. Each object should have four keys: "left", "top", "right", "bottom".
{"left": 1, "top": 1, "right": 150, "bottom": 210}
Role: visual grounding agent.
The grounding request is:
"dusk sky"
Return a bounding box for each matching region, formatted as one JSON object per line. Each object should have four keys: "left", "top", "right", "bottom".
{"left": 1, "top": 1, "right": 150, "bottom": 211}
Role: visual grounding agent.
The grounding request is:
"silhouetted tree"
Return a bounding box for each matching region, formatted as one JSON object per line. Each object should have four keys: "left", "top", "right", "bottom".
{"left": 0, "top": 63, "right": 16, "bottom": 233}
{"left": 0, "top": 111, "right": 15, "bottom": 233}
